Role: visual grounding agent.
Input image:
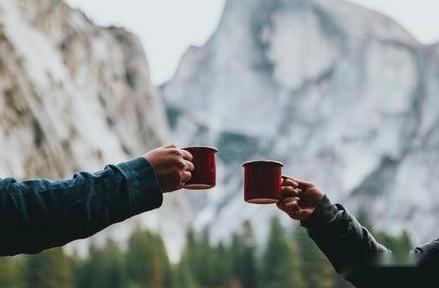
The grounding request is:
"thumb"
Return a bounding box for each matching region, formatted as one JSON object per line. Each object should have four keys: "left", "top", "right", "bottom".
{"left": 163, "top": 144, "right": 177, "bottom": 148}
{"left": 276, "top": 200, "right": 286, "bottom": 210}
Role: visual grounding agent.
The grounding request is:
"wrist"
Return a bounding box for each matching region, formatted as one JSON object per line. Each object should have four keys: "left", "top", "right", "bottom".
{"left": 115, "top": 157, "right": 164, "bottom": 210}
{"left": 300, "top": 195, "right": 338, "bottom": 230}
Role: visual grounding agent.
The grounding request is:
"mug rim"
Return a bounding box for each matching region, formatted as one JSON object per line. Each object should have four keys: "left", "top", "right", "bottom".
{"left": 242, "top": 160, "right": 283, "bottom": 167}
{"left": 182, "top": 146, "right": 218, "bottom": 152}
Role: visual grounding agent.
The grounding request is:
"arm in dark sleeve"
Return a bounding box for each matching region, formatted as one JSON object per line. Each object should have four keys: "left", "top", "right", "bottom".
{"left": 301, "top": 196, "right": 390, "bottom": 285}
{"left": 0, "top": 157, "right": 163, "bottom": 256}
{"left": 413, "top": 239, "right": 439, "bottom": 268}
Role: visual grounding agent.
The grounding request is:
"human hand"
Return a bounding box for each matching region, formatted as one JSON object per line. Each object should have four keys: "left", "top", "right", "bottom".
{"left": 276, "top": 177, "right": 324, "bottom": 221}
{"left": 144, "top": 144, "right": 194, "bottom": 192}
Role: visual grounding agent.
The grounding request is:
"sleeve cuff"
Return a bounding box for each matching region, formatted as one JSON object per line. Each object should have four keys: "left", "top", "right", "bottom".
{"left": 301, "top": 195, "right": 339, "bottom": 230}
{"left": 116, "top": 157, "right": 163, "bottom": 213}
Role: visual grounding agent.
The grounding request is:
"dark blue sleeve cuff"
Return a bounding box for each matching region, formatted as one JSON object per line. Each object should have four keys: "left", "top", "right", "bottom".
{"left": 115, "top": 157, "right": 163, "bottom": 213}
{"left": 301, "top": 195, "right": 339, "bottom": 230}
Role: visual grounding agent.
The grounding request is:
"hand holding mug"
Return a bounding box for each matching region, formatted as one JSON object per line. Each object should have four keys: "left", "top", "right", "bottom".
{"left": 144, "top": 144, "right": 194, "bottom": 192}
{"left": 276, "top": 177, "right": 324, "bottom": 221}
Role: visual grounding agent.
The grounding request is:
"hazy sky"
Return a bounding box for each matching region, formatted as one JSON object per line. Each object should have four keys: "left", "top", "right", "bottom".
{"left": 66, "top": 0, "right": 439, "bottom": 85}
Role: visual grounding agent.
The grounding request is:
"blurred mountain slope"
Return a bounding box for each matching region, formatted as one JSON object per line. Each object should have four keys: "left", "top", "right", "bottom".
{"left": 0, "top": 0, "right": 191, "bottom": 259}
{"left": 162, "top": 0, "right": 439, "bottom": 245}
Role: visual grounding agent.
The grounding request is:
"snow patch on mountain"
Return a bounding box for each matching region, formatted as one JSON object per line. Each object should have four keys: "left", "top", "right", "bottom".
{"left": 0, "top": 0, "right": 188, "bottom": 260}
{"left": 162, "top": 0, "right": 439, "bottom": 246}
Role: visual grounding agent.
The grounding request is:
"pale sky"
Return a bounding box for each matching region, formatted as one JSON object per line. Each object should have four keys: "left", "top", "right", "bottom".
{"left": 66, "top": 0, "right": 439, "bottom": 85}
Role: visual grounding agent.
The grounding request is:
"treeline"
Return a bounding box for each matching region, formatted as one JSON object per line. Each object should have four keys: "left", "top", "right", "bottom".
{"left": 0, "top": 215, "right": 412, "bottom": 288}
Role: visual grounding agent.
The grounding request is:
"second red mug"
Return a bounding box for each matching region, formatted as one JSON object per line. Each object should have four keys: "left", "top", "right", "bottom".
{"left": 182, "top": 146, "right": 217, "bottom": 190}
{"left": 243, "top": 160, "right": 283, "bottom": 204}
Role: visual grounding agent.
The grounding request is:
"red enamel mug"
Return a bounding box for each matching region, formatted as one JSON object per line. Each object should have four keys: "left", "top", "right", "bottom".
{"left": 182, "top": 146, "right": 217, "bottom": 190}
{"left": 243, "top": 160, "right": 284, "bottom": 204}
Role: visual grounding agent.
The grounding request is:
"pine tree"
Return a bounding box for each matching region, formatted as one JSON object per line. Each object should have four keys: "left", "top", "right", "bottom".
{"left": 212, "top": 242, "right": 233, "bottom": 287}
{"left": 262, "top": 217, "right": 303, "bottom": 288}
{"left": 356, "top": 207, "right": 373, "bottom": 232}
{"left": 157, "top": 235, "right": 175, "bottom": 288}
{"left": 180, "top": 228, "right": 217, "bottom": 287}
{"left": 180, "top": 229, "right": 200, "bottom": 286}
{"left": 175, "top": 254, "right": 198, "bottom": 288}
{"left": 295, "top": 226, "right": 334, "bottom": 288}
{"left": 229, "top": 233, "right": 244, "bottom": 287}
{"left": 357, "top": 208, "right": 413, "bottom": 264}
{"left": 230, "top": 220, "right": 259, "bottom": 288}
{"left": 198, "top": 228, "right": 216, "bottom": 286}
{"left": 0, "top": 256, "right": 22, "bottom": 287}
{"left": 125, "top": 225, "right": 173, "bottom": 288}
{"left": 375, "top": 230, "right": 413, "bottom": 264}
{"left": 398, "top": 231, "right": 413, "bottom": 258}
{"left": 75, "top": 240, "right": 128, "bottom": 288}
{"left": 23, "top": 248, "right": 73, "bottom": 288}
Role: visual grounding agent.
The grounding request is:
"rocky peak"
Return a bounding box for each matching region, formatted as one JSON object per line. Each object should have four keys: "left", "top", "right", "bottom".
{"left": 162, "top": 0, "right": 439, "bottom": 245}
{"left": 0, "top": 0, "right": 168, "bottom": 179}
{"left": 0, "top": 0, "right": 191, "bottom": 259}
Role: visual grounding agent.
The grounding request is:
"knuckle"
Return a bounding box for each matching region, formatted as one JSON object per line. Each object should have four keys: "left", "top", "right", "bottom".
{"left": 177, "top": 159, "right": 186, "bottom": 168}
{"left": 171, "top": 156, "right": 182, "bottom": 164}
{"left": 182, "top": 170, "right": 191, "bottom": 179}
{"left": 169, "top": 148, "right": 180, "bottom": 155}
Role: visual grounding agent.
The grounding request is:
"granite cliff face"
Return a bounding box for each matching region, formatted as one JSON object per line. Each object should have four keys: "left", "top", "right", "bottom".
{"left": 0, "top": 0, "right": 191, "bottom": 258}
{"left": 0, "top": 0, "right": 167, "bottom": 178}
{"left": 2, "top": 0, "right": 439, "bottom": 256}
{"left": 162, "top": 0, "right": 439, "bottom": 245}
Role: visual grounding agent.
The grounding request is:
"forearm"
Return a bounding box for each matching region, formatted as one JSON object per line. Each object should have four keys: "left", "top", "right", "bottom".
{"left": 0, "top": 157, "right": 163, "bottom": 255}
{"left": 301, "top": 196, "right": 390, "bottom": 281}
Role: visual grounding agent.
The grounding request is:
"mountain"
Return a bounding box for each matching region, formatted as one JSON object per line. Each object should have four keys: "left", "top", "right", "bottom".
{"left": 162, "top": 0, "right": 439, "bottom": 246}
{"left": 0, "top": 0, "right": 190, "bottom": 259}
{"left": 2, "top": 0, "right": 439, "bottom": 258}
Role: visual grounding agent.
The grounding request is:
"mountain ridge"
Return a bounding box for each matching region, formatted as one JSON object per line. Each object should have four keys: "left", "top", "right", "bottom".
{"left": 162, "top": 0, "right": 439, "bottom": 246}
{"left": 0, "top": 0, "right": 192, "bottom": 260}
{"left": 2, "top": 0, "right": 439, "bottom": 257}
